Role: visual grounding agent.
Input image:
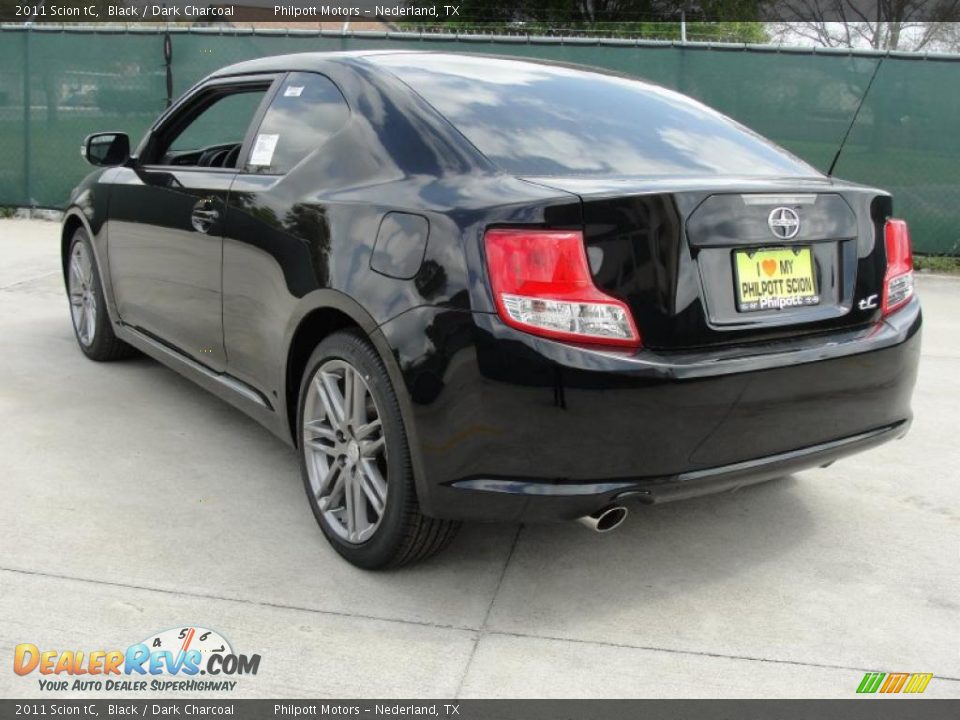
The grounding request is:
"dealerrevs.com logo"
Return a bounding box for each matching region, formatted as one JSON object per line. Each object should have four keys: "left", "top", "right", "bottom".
{"left": 14, "top": 627, "right": 261, "bottom": 693}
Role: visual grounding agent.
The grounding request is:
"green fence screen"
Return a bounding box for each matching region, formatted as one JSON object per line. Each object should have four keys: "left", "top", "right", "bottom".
{"left": 1, "top": 27, "right": 958, "bottom": 253}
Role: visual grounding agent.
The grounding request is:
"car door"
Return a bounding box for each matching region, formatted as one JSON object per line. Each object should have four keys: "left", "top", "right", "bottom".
{"left": 107, "top": 75, "right": 278, "bottom": 371}
{"left": 221, "top": 71, "right": 351, "bottom": 396}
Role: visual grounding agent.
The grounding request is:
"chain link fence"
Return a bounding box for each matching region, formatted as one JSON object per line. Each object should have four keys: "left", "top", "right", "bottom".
{"left": 1, "top": 26, "right": 958, "bottom": 253}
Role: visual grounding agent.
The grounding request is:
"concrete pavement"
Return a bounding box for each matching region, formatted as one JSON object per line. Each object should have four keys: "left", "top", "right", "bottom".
{"left": 0, "top": 218, "right": 957, "bottom": 699}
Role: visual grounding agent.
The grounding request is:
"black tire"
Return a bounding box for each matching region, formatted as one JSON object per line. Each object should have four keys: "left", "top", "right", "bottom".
{"left": 297, "top": 330, "right": 460, "bottom": 569}
{"left": 66, "top": 228, "right": 137, "bottom": 362}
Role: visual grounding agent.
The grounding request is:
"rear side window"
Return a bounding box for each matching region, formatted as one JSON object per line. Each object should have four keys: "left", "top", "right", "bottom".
{"left": 371, "top": 54, "right": 820, "bottom": 178}
{"left": 247, "top": 72, "right": 349, "bottom": 175}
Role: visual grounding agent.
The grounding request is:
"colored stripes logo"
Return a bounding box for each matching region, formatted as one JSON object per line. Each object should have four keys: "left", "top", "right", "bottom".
{"left": 857, "top": 672, "right": 933, "bottom": 694}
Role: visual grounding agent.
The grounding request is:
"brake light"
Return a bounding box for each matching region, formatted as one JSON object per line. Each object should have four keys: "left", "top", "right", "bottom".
{"left": 882, "top": 219, "right": 914, "bottom": 316}
{"left": 483, "top": 228, "right": 640, "bottom": 347}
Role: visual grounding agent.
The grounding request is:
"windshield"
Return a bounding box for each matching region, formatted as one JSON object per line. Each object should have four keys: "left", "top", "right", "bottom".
{"left": 370, "top": 54, "right": 821, "bottom": 179}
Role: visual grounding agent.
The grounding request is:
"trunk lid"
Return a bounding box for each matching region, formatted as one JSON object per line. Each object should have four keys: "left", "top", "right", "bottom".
{"left": 522, "top": 175, "right": 891, "bottom": 350}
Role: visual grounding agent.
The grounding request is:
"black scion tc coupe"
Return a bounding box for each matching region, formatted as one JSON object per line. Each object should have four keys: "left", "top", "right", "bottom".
{"left": 63, "top": 52, "right": 921, "bottom": 568}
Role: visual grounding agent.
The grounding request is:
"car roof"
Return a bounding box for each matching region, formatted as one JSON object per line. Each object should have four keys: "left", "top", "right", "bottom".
{"left": 208, "top": 50, "right": 641, "bottom": 85}
{"left": 209, "top": 49, "right": 399, "bottom": 77}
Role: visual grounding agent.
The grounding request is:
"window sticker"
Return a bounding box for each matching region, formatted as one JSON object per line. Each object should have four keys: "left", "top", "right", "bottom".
{"left": 283, "top": 86, "right": 304, "bottom": 97}
{"left": 249, "top": 133, "right": 280, "bottom": 166}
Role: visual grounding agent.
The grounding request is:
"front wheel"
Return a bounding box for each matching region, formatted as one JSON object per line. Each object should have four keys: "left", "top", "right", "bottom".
{"left": 66, "top": 228, "right": 136, "bottom": 361}
{"left": 297, "top": 330, "right": 459, "bottom": 569}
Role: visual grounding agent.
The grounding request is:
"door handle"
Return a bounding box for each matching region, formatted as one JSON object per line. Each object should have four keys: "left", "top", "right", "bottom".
{"left": 191, "top": 198, "right": 220, "bottom": 233}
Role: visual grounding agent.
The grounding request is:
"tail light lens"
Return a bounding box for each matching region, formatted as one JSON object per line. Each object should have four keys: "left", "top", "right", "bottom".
{"left": 483, "top": 228, "right": 640, "bottom": 347}
{"left": 882, "top": 219, "right": 914, "bottom": 316}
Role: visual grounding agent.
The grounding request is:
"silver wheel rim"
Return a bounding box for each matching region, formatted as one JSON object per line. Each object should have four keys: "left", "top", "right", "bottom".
{"left": 302, "top": 359, "right": 388, "bottom": 544}
{"left": 68, "top": 241, "right": 97, "bottom": 347}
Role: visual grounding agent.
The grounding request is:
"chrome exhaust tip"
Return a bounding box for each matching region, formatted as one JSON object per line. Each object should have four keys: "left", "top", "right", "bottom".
{"left": 576, "top": 505, "right": 628, "bottom": 533}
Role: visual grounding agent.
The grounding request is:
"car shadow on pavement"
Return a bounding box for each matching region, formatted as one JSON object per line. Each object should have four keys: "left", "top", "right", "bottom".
{"left": 427, "top": 475, "right": 816, "bottom": 639}
{"left": 434, "top": 471, "right": 810, "bottom": 578}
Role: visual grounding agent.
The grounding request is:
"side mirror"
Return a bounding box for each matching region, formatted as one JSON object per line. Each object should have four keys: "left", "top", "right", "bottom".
{"left": 82, "top": 132, "right": 130, "bottom": 167}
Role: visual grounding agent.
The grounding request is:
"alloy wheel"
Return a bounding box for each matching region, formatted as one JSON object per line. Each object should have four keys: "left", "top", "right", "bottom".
{"left": 302, "top": 359, "right": 388, "bottom": 544}
{"left": 68, "top": 241, "right": 97, "bottom": 346}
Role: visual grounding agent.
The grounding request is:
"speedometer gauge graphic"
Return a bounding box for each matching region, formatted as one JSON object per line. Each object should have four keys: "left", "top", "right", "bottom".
{"left": 139, "top": 626, "right": 233, "bottom": 666}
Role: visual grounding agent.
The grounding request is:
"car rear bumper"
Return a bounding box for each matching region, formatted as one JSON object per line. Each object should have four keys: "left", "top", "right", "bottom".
{"left": 447, "top": 420, "right": 910, "bottom": 521}
{"left": 376, "top": 298, "right": 921, "bottom": 522}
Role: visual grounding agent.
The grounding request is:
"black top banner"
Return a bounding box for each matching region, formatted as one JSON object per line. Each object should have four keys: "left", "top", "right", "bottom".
{"left": 1, "top": 0, "right": 958, "bottom": 24}
{"left": 1, "top": 700, "right": 960, "bottom": 720}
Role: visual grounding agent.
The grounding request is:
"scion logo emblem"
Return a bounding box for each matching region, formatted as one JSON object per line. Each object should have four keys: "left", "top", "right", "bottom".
{"left": 768, "top": 207, "right": 801, "bottom": 240}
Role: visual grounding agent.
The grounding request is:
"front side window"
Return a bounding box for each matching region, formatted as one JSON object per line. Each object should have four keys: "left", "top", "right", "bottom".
{"left": 247, "top": 72, "right": 350, "bottom": 175}
{"left": 153, "top": 87, "right": 268, "bottom": 168}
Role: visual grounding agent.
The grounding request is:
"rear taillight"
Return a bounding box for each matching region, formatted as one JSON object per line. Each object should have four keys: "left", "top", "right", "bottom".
{"left": 483, "top": 228, "right": 640, "bottom": 347}
{"left": 882, "top": 219, "right": 914, "bottom": 316}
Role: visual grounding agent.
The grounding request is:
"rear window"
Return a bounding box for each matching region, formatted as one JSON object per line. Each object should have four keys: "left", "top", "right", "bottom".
{"left": 371, "top": 54, "right": 820, "bottom": 178}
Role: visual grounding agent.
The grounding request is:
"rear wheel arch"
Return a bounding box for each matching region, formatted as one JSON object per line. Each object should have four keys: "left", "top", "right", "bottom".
{"left": 285, "top": 306, "right": 362, "bottom": 447}
{"left": 283, "top": 298, "right": 434, "bottom": 520}
{"left": 282, "top": 296, "right": 410, "bottom": 449}
{"left": 295, "top": 329, "right": 460, "bottom": 567}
